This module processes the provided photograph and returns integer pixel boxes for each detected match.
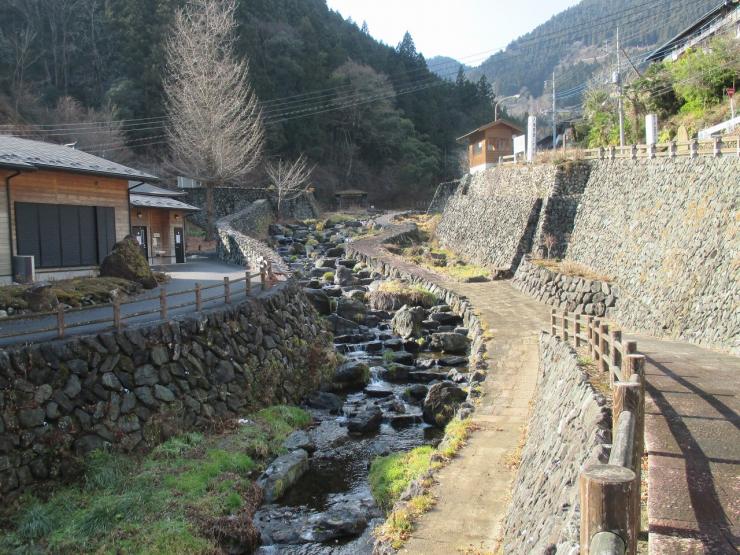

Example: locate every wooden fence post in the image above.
[580,463,637,555]
[245,270,251,293]
[551,309,557,336]
[224,276,231,304]
[57,304,65,339]
[713,136,722,157]
[599,323,610,373]
[586,316,594,355]
[260,266,267,290]
[113,298,122,331]
[591,318,600,360]
[631,144,638,160]
[195,283,202,311]
[690,139,698,158]
[562,312,569,342]
[610,329,623,384]
[669,140,676,158]
[622,341,637,376]
[160,287,168,320]
[626,354,646,537]
[574,314,582,348]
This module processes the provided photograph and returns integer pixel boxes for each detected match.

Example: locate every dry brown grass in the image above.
[531,258,612,282]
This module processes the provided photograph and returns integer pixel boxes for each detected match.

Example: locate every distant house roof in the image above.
[456,119,525,142]
[646,0,739,62]
[0,135,158,182]
[129,194,199,212]
[334,189,368,197]
[129,181,187,197]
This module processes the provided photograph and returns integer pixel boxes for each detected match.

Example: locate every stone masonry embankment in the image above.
[566,157,739,353]
[502,332,610,553]
[0,279,333,497]
[216,199,288,274]
[435,162,590,272]
[513,256,619,318]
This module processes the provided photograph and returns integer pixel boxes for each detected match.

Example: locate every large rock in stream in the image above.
[257,449,309,503]
[303,288,331,315]
[430,332,469,354]
[422,381,467,427]
[328,361,370,392]
[391,305,426,338]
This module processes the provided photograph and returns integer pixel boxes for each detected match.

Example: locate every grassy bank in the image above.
[370,418,476,548]
[0,406,311,554]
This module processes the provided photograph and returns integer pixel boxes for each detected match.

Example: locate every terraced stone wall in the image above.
[0,280,332,497]
[435,162,590,273]
[502,332,610,553]
[566,157,739,354]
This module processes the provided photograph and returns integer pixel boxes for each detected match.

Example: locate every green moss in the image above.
[1,405,311,554]
[369,446,435,510]
[322,271,335,282]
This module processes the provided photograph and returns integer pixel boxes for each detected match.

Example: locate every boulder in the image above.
[346,406,382,434]
[402,384,429,404]
[330,361,370,392]
[336,297,366,321]
[100,235,158,289]
[257,449,309,503]
[22,285,59,312]
[438,355,468,367]
[305,391,343,414]
[430,332,469,354]
[377,364,412,382]
[422,381,467,427]
[325,314,359,335]
[391,305,426,338]
[334,265,355,286]
[303,288,331,315]
[283,430,316,454]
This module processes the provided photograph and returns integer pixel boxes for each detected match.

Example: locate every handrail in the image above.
[581,137,739,161]
[549,308,646,555]
[0,268,274,342]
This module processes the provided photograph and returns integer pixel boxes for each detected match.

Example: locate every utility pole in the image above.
[616,26,625,147]
[552,70,557,149]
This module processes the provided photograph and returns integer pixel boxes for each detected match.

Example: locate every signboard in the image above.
[728,87,735,98]
[513,134,526,155]
[645,114,658,145]
[527,116,537,162]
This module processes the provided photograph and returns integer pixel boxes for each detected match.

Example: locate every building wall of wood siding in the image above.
[130,205,186,264]
[0,169,130,278]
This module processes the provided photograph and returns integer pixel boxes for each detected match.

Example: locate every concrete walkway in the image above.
[401,279,550,554]
[634,336,740,554]
[0,258,260,347]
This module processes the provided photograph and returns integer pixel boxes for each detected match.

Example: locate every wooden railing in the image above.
[551,308,646,555]
[581,136,740,160]
[0,261,280,343]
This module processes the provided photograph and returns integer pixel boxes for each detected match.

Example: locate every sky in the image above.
[326,0,582,66]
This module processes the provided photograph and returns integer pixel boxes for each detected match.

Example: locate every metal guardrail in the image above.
[550,308,646,555]
[0,261,281,342]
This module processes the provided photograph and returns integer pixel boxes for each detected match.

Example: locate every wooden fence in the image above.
[0,262,279,343]
[581,136,740,160]
[550,309,646,555]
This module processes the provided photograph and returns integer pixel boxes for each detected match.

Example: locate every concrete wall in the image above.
[502,332,610,553]
[566,158,739,353]
[0,279,333,496]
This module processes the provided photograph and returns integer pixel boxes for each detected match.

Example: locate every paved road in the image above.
[634,335,740,554]
[0,258,261,347]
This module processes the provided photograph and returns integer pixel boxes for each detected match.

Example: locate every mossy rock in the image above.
[100,235,158,289]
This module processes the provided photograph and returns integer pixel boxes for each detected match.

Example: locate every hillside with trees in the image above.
[464,0,719,97]
[0,0,494,205]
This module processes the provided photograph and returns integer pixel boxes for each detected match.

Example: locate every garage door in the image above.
[15,202,116,268]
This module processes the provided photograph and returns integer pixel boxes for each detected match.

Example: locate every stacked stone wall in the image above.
[566,157,739,353]
[513,256,619,317]
[502,332,610,553]
[435,162,590,272]
[0,280,332,496]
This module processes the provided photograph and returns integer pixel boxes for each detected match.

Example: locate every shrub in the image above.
[322,272,335,282]
[367,280,437,311]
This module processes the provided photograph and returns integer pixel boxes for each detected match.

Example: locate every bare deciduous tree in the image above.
[543,233,557,259]
[164,0,264,238]
[265,155,314,220]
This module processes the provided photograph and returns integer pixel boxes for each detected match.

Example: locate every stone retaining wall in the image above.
[502,332,610,553]
[185,187,320,231]
[513,256,619,318]
[0,280,333,497]
[216,200,289,274]
[566,157,739,354]
[435,162,590,272]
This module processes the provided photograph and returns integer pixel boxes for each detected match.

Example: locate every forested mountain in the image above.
[428,57,469,81]
[465,0,719,97]
[0,0,494,205]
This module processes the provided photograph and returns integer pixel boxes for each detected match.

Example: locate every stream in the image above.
[253,218,475,554]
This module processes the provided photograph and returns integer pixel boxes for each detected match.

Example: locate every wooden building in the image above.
[128,182,200,265]
[335,189,368,210]
[0,135,157,283]
[457,119,524,174]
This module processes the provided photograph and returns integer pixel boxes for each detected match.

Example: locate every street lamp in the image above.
[494,94,521,121]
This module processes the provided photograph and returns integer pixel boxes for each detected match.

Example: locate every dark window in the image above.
[15,202,117,268]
